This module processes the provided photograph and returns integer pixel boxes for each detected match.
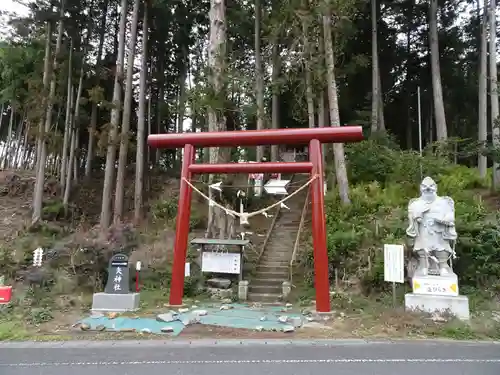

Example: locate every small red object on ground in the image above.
[0,286,13,303]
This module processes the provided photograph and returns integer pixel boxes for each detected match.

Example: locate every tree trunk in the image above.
[33,7,64,225]
[63,120,76,207]
[323,13,350,205]
[154,58,164,166]
[73,129,79,182]
[1,108,14,169]
[177,51,187,136]
[11,114,25,168]
[377,69,385,131]
[63,59,84,208]
[371,0,380,133]
[60,41,73,191]
[32,22,52,221]
[134,0,149,224]
[0,103,4,140]
[255,0,265,160]
[478,0,488,178]
[429,0,447,141]
[206,0,227,238]
[114,0,141,223]
[301,12,315,129]
[270,41,280,162]
[490,0,500,188]
[85,0,109,178]
[99,0,128,229]
[35,22,52,173]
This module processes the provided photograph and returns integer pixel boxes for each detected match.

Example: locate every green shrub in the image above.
[151,198,205,229]
[346,140,396,185]
[152,200,178,221]
[308,137,500,294]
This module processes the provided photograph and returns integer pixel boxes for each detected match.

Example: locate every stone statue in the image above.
[406,177,457,278]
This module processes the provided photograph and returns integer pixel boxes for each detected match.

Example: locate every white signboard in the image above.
[185,262,190,277]
[384,244,404,283]
[202,252,241,274]
[412,276,458,296]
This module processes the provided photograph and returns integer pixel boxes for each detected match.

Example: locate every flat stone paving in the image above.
[78,303,313,336]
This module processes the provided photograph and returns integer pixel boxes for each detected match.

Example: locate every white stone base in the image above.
[92,293,140,312]
[405,293,470,321]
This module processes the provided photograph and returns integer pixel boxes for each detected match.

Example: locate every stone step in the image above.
[247,292,282,303]
[256,264,288,271]
[254,273,288,281]
[274,223,301,227]
[254,268,288,278]
[251,278,285,286]
[259,257,290,262]
[249,284,282,294]
[265,241,294,248]
[258,261,289,267]
[260,256,291,262]
[260,250,291,256]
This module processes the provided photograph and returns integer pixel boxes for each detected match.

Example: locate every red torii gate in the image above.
[148,126,363,312]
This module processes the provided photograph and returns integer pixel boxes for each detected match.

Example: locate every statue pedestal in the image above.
[91,293,140,312]
[405,275,469,321]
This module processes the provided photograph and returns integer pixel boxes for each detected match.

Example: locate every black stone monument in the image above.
[104,253,130,294]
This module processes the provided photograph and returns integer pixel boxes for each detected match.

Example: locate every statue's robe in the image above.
[406,196,457,253]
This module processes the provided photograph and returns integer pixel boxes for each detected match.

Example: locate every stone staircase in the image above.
[248,177,308,303]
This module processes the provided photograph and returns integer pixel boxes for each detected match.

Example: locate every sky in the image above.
[0,0,29,38]
[1,0,29,14]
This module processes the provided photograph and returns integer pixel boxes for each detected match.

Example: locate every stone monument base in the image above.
[92,293,140,312]
[405,293,469,321]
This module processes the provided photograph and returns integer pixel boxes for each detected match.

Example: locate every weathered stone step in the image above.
[261,245,292,251]
[251,278,285,286]
[261,251,293,259]
[258,261,289,267]
[254,271,288,279]
[260,256,291,262]
[254,268,288,278]
[260,258,291,264]
[274,223,301,228]
[249,284,282,294]
[247,292,282,303]
[257,264,288,270]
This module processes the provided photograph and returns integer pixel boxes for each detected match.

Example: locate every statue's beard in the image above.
[421,192,436,202]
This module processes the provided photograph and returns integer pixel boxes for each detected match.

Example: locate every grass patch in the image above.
[0,321,30,341]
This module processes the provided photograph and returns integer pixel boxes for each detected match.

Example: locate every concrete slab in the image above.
[405,293,470,321]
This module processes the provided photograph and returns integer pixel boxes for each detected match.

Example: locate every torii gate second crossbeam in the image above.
[147,126,364,313]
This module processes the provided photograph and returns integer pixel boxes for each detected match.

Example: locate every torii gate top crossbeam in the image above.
[148,126,363,149]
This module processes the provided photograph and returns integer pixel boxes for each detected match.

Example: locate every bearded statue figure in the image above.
[406,177,457,278]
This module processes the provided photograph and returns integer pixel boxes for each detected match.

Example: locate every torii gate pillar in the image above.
[148,127,363,312]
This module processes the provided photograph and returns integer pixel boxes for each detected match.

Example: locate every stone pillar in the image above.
[282,281,291,299]
[238,280,249,301]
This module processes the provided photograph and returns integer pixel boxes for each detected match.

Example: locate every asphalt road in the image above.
[0,339,499,375]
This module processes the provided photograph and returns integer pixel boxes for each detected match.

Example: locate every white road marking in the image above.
[1,358,499,367]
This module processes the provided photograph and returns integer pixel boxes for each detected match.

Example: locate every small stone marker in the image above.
[91,253,140,312]
[104,254,130,294]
